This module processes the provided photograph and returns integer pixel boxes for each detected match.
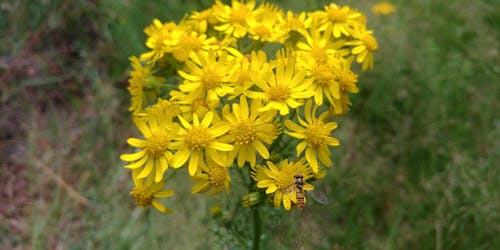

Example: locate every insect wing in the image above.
[305,189,329,205]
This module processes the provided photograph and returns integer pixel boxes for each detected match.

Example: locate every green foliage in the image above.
[1,0,498,249]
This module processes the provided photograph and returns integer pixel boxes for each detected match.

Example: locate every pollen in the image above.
[311,64,335,86]
[275,171,295,190]
[202,68,222,90]
[337,70,358,91]
[185,127,212,150]
[268,85,290,102]
[363,34,378,51]
[208,164,228,187]
[305,123,329,148]
[181,35,202,52]
[311,46,328,61]
[253,25,271,38]
[130,187,153,208]
[231,120,256,145]
[145,132,171,157]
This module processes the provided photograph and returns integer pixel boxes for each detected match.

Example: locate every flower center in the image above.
[311,46,328,61]
[208,164,228,186]
[305,123,329,148]
[231,120,256,145]
[268,85,290,102]
[275,171,295,190]
[253,25,271,38]
[182,35,202,52]
[185,127,212,150]
[327,8,347,22]
[202,68,222,90]
[145,132,171,157]
[237,69,251,84]
[363,34,378,51]
[130,187,153,208]
[337,70,358,91]
[311,64,334,86]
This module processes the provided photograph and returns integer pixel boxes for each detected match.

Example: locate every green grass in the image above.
[1,0,498,249]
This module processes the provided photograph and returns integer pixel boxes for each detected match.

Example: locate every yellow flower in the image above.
[329,94,352,116]
[284,100,340,173]
[297,54,341,106]
[295,26,345,62]
[229,50,272,100]
[189,6,220,33]
[214,0,256,38]
[220,96,278,167]
[120,111,179,182]
[279,11,308,38]
[247,2,284,42]
[253,159,313,210]
[130,170,175,213]
[177,50,236,104]
[127,56,165,114]
[191,158,231,195]
[372,1,396,16]
[321,3,362,38]
[249,50,314,115]
[347,29,378,71]
[170,111,233,176]
[169,90,215,122]
[140,19,181,63]
[171,31,217,62]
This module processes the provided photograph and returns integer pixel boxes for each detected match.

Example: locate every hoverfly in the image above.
[285,173,329,210]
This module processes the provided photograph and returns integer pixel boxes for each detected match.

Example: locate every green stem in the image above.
[252,206,261,250]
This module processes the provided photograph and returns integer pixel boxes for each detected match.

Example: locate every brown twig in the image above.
[31,155,89,207]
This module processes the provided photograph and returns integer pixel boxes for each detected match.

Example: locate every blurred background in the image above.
[1,0,498,249]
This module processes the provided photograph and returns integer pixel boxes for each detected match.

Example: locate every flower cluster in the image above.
[120,0,377,212]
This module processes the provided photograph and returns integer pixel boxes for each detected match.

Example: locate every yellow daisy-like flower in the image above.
[249,50,314,115]
[247,2,284,42]
[254,159,314,210]
[229,50,272,100]
[329,93,352,116]
[321,3,362,38]
[295,26,345,63]
[177,50,236,104]
[279,11,308,39]
[189,7,220,33]
[120,111,179,182]
[140,19,180,63]
[284,100,340,173]
[347,29,378,71]
[214,0,256,38]
[372,1,396,16]
[171,31,217,62]
[191,158,231,195]
[220,96,278,167]
[130,170,175,213]
[297,54,341,106]
[169,90,215,122]
[127,56,165,114]
[170,111,233,176]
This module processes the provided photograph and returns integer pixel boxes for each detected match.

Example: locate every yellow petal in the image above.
[120,150,146,162]
[137,158,154,179]
[154,189,175,198]
[171,147,191,168]
[253,140,270,159]
[127,138,145,148]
